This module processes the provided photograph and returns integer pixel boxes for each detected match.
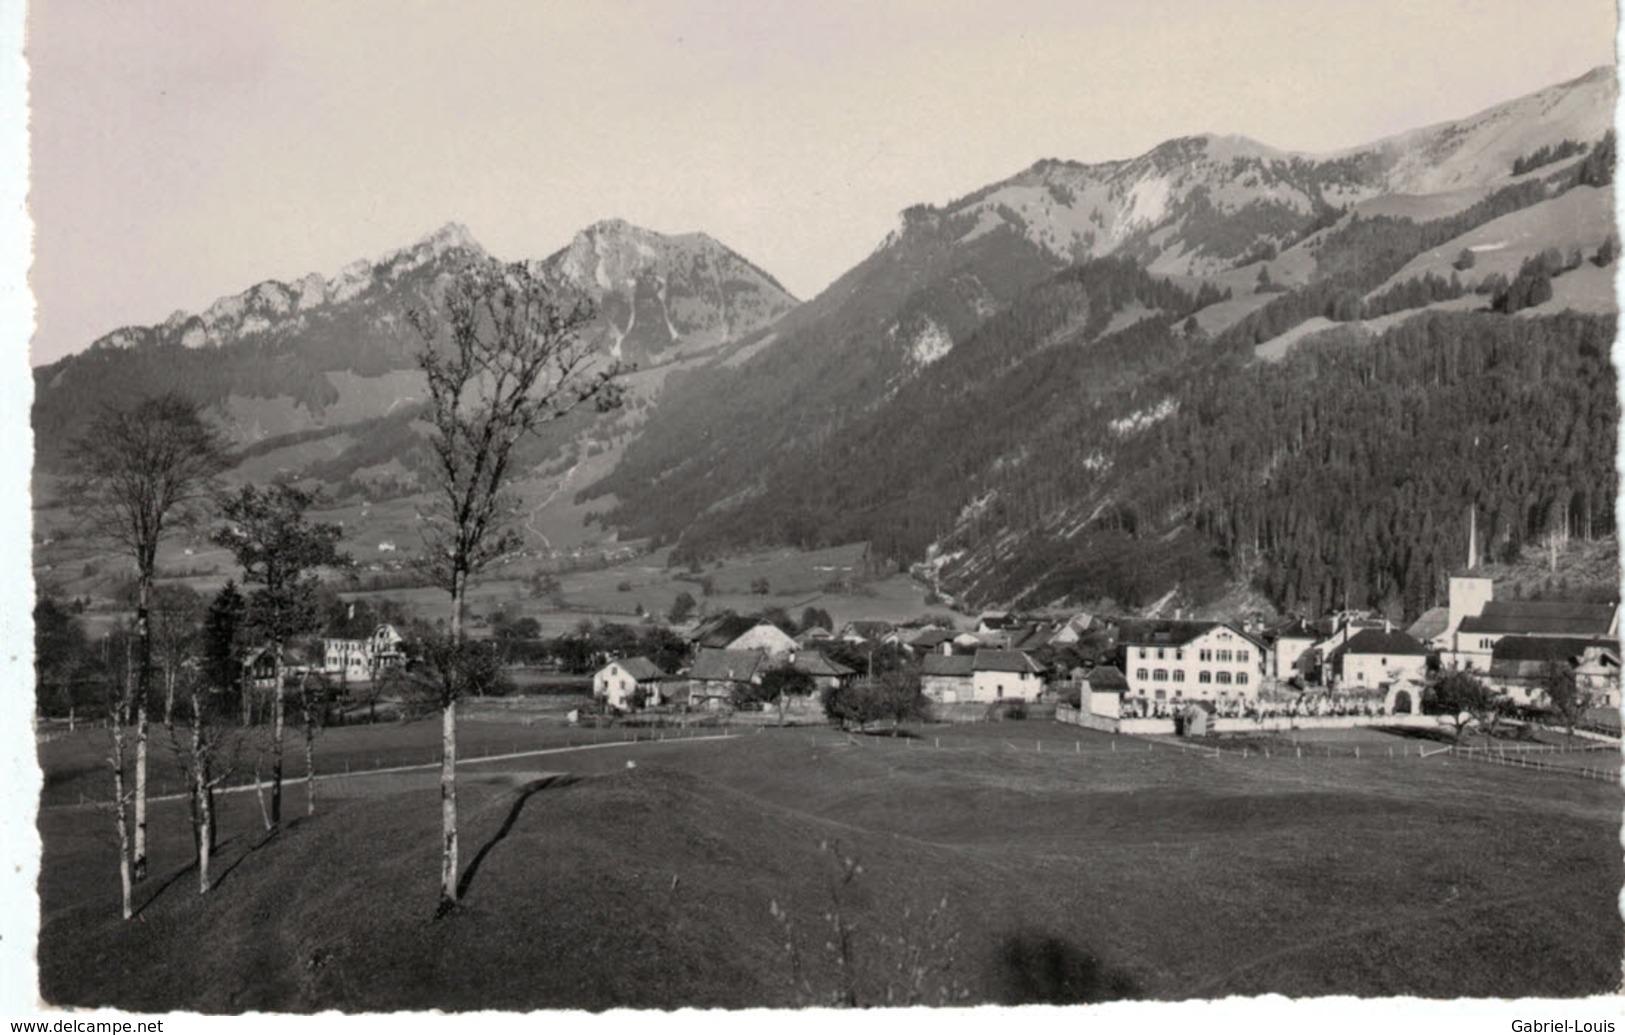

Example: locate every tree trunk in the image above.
[190,685,211,894]
[109,706,133,920]
[439,695,459,910]
[271,644,285,827]
[300,671,318,817]
[163,663,176,728]
[133,699,148,882]
[439,576,464,912]
[133,572,152,882]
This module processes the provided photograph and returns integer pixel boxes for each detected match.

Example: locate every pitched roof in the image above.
[788,652,855,678]
[909,628,955,649]
[843,620,894,639]
[1458,600,1617,637]
[977,611,1018,629]
[1007,624,1056,651]
[921,654,975,677]
[1405,607,1451,643]
[608,656,668,682]
[1336,629,1429,657]
[1266,618,1319,641]
[1087,665,1129,691]
[693,614,759,648]
[972,649,1046,674]
[686,649,763,682]
[1490,636,1617,663]
[1117,620,1219,648]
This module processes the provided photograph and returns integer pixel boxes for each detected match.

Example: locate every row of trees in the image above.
[60,259,623,918]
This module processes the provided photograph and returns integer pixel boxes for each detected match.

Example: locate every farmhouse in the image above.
[241,645,279,691]
[1121,620,1264,706]
[1330,627,1429,691]
[920,653,975,702]
[908,627,956,654]
[593,656,672,710]
[683,648,765,709]
[838,620,894,644]
[784,650,856,691]
[970,649,1046,702]
[691,615,797,657]
[1486,636,1622,708]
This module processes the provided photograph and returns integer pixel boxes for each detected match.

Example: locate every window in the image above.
[1216,671,1232,685]
[1172,669,1184,682]
[1136,668,1148,681]
[1199,649,1213,662]
[1199,672,1212,684]
[1138,648,1147,659]
[1216,649,1233,663]
[1236,672,1248,685]
[1175,649,1184,661]
[1237,649,1249,663]
[1153,669,1168,682]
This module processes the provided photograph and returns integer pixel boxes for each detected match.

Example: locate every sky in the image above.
[24,0,1620,366]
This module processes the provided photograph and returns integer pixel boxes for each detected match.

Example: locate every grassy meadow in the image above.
[36,720,1622,1010]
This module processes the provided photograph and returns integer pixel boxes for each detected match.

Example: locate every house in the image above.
[683,648,765,709]
[692,615,798,657]
[241,646,280,691]
[593,656,672,710]
[1445,599,1619,672]
[1047,613,1096,647]
[784,650,856,691]
[1006,623,1057,652]
[838,620,894,644]
[1486,637,1622,708]
[322,623,407,683]
[908,628,956,655]
[1266,618,1321,683]
[970,649,1046,702]
[1330,627,1429,692]
[1120,620,1264,706]
[920,653,975,702]
[976,611,1017,634]
[795,626,835,648]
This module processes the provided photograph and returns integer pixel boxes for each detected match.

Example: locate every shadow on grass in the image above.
[207,828,281,896]
[993,931,1141,1004]
[456,775,578,902]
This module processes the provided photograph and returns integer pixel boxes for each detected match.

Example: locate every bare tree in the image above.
[150,583,205,726]
[163,664,255,894]
[408,259,623,912]
[214,483,348,829]
[69,394,228,886]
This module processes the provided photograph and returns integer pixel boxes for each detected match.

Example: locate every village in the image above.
[290,568,1619,743]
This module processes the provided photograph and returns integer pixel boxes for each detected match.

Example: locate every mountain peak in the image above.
[417,221,483,255]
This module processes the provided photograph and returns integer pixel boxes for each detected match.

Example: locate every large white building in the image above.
[322,623,407,683]
[1121,621,1265,705]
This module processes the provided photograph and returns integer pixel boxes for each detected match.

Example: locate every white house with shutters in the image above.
[1121,621,1264,705]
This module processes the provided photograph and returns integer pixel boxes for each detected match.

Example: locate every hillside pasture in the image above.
[36,721,1622,1010]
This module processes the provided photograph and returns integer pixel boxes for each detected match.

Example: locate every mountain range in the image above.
[32,66,1620,621]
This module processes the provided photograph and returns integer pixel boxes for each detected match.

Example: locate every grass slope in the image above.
[37,724,1622,1010]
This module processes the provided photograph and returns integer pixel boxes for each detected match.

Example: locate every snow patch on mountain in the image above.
[909,317,953,367]
[1109,398,1178,436]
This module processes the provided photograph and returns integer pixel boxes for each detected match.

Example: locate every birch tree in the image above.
[68,394,228,886]
[408,259,622,913]
[213,483,348,828]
